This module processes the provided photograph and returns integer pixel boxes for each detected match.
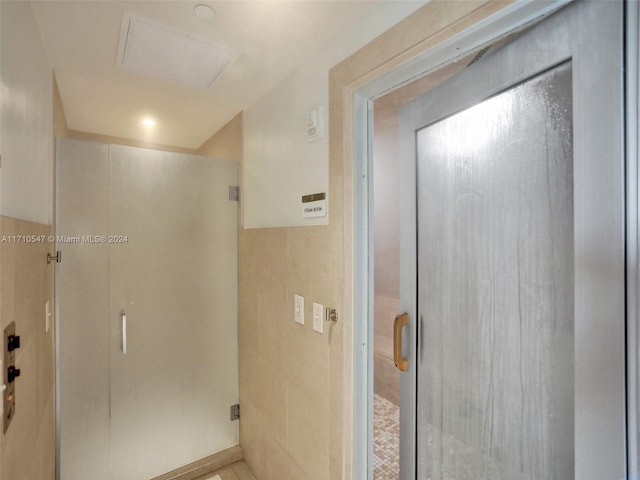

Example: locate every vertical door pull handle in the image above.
[121,312,127,355]
[393,312,409,372]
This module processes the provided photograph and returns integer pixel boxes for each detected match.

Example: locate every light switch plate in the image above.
[294,295,304,325]
[313,302,324,334]
[45,301,51,333]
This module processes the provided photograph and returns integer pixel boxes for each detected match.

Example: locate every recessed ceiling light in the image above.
[194,4,215,19]
[142,118,155,127]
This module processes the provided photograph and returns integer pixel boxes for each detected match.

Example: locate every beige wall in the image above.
[239,225,342,479]
[53,76,69,139]
[0,3,58,479]
[238,1,510,479]
[197,112,243,162]
[0,217,56,480]
[53,75,69,230]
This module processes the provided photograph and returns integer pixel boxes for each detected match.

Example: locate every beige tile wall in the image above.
[0,217,56,480]
[237,2,510,479]
[238,225,342,480]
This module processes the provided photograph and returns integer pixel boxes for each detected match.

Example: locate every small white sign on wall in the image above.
[302,192,327,218]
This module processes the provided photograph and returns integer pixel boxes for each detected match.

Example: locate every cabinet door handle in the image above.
[393,313,409,372]
[121,312,127,355]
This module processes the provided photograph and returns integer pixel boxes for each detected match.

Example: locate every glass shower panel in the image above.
[416,63,573,479]
[57,139,111,480]
[57,138,239,480]
[108,145,239,480]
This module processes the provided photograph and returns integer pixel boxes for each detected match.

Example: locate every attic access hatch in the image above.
[117,12,235,89]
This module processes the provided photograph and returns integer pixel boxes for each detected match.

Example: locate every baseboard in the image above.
[151,445,244,480]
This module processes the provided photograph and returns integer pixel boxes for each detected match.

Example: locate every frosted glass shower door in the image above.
[416,61,575,480]
[398,2,625,479]
[57,139,239,480]
[108,145,239,480]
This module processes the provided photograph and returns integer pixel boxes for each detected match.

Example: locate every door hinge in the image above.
[230,403,240,421]
[229,186,239,202]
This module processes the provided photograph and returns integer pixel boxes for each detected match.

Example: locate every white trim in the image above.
[355,0,572,102]
[352,90,372,480]
[55,139,61,480]
[627,0,640,477]
[351,1,579,478]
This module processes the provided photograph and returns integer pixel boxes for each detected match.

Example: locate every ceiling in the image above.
[30,0,427,150]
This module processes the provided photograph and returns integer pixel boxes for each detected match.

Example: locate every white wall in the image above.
[0,1,53,225]
[243,63,328,228]
[242,1,427,228]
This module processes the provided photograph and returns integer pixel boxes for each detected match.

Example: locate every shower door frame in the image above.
[350,1,640,478]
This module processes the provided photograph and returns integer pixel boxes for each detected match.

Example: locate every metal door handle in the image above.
[121,312,127,355]
[393,313,409,372]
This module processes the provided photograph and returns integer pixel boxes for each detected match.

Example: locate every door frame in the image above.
[351,1,640,478]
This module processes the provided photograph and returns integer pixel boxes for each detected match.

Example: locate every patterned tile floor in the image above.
[373,394,400,480]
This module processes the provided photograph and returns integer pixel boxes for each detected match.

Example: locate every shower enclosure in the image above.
[56,138,239,480]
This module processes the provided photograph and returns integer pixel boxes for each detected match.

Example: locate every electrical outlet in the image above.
[294,295,304,325]
[313,302,324,334]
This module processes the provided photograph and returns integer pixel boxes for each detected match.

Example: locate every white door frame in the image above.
[350,1,639,478]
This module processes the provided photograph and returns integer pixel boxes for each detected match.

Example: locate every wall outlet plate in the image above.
[313,302,324,334]
[294,294,304,325]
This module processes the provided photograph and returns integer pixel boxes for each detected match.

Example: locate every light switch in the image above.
[294,295,304,325]
[313,302,324,334]
[45,300,52,333]
[306,106,324,142]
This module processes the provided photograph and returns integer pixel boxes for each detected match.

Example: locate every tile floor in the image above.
[373,394,400,480]
[196,461,256,480]
[194,398,399,480]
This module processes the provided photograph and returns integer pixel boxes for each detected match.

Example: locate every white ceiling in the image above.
[30,0,427,150]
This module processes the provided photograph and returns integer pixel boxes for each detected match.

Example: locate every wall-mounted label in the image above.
[302,192,326,218]
[302,199,326,218]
